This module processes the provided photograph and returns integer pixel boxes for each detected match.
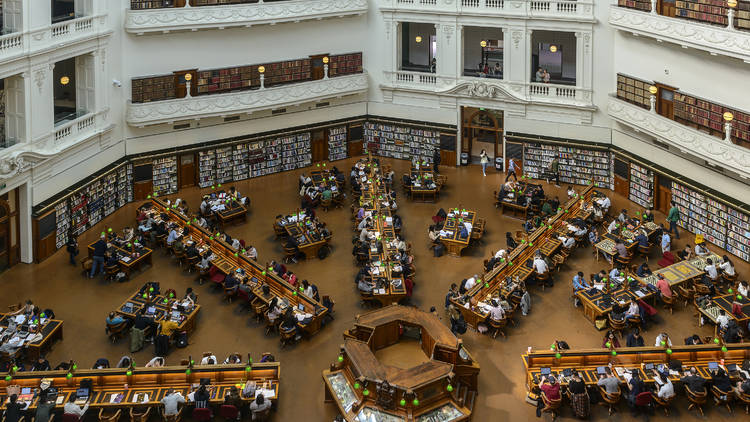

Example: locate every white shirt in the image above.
[626,302,639,317]
[200,355,217,365]
[64,402,88,417]
[533,258,548,274]
[357,218,370,230]
[719,261,735,276]
[247,247,257,259]
[464,277,477,290]
[494,249,507,259]
[597,197,611,210]
[654,334,672,347]
[359,228,370,242]
[562,237,575,248]
[739,284,749,297]
[716,314,730,329]
[704,264,718,280]
[488,304,505,321]
[607,220,618,234]
[657,378,675,399]
[695,244,708,256]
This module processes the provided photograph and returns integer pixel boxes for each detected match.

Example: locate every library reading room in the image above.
[1,1,750,421]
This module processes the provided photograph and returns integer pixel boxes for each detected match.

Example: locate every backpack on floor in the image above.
[434,243,445,257]
[155,334,170,356]
[176,331,188,348]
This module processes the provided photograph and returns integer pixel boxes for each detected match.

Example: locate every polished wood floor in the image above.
[2,157,747,421]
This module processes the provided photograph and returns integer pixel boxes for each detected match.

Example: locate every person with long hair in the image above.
[479,149,489,177]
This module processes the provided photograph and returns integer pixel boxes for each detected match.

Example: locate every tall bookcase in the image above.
[727,208,750,261]
[616,74,651,110]
[131,75,175,104]
[558,147,613,188]
[409,128,440,164]
[264,137,283,175]
[280,133,312,171]
[523,144,557,180]
[617,0,651,11]
[673,93,750,147]
[215,146,233,184]
[671,181,728,249]
[153,156,178,196]
[198,150,216,188]
[70,193,89,236]
[233,143,249,181]
[363,122,439,162]
[248,141,267,178]
[629,163,654,208]
[328,126,348,161]
[54,202,70,249]
[738,2,750,30]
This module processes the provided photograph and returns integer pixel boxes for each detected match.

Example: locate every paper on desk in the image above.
[133,393,149,403]
[256,388,275,399]
[122,257,131,263]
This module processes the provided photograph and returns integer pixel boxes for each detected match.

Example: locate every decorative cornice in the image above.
[126,73,369,126]
[440,80,527,103]
[608,96,750,179]
[125,0,368,34]
[379,0,595,22]
[609,6,750,62]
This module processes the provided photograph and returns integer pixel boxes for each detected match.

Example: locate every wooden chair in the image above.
[104,264,120,281]
[536,271,551,291]
[263,313,279,336]
[98,408,122,422]
[62,415,79,422]
[273,224,286,238]
[676,285,695,308]
[652,392,674,416]
[251,299,268,323]
[685,385,707,416]
[722,272,738,286]
[80,257,93,277]
[174,249,187,267]
[129,407,151,422]
[626,315,642,332]
[106,321,129,343]
[695,283,711,296]
[488,318,507,339]
[320,198,332,211]
[608,314,627,337]
[662,294,675,314]
[282,244,298,265]
[185,256,199,273]
[598,385,621,415]
[637,243,651,262]
[223,286,238,303]
[541,391,562,419]
[279,326,297,348]
[712,386,733,413]
[161,407,183,422]
[250,407,271,422]
[738,391,750,414]
[614,253,632,268]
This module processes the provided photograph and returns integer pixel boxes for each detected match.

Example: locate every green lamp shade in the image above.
[169,292,174,298]
[400,399,406,406]
[147,195,151,199]
[721,346,728,352]
[714,338,720,344]
[218,184,222,187]
[186,369,191,375]
[729,289,734,294]
[484,282,489,288]
[413,399,419,406]
[739,295,744,300]
[555,353,561,359]
[245,366,252,372]
[190,360,195,365]
[142,293,148,298]
[610,283,615,288]
[4,376,11,381]
[666,349,672,355]
[72,364,78,370]
[262,271,266,275]
[163,299,168,304]
[293,291,297,296]
[67,373,73,379]
[12,366,18,372]
[108,228,113,232]
[354,382,360,389]
[149,287,154,292]
[337,355,344,362]
[126,370,132,376]
[446,385,453,392]
[660,341,666,346]
[509,262,513,266]
[611,350,617,356]
[363,389,370,396]
[529,242,533,246]
[234,253,238,257]
[101,232,106,236]
[40,313,45,318]
[605,342,611,348]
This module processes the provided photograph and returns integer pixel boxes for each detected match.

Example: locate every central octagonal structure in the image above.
[323,304,480,421]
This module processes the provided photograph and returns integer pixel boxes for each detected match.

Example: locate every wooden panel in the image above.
[614,175,629,197]
[441,150,456,167]
[133,181,153,201]
[348,140,363,157]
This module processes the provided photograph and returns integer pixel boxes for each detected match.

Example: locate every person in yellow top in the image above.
[160,320,180,338]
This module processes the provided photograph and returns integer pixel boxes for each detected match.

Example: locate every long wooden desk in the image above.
[147,198,330,337]
[356,158,408,306]
[594,220,660,261]
[698,293,750,329]
[0,314,63,362]
[634,253,722,289]
[575,282,657,326]
[114,289,201,335]
[497,181,540,220]
[274,212,330,260]
[0,362,279,411]
[87,238,153,277]
[409,168,438,203]
[310,169,340,193]
[522,344,750,391]
[452,185,596,329]
[323,305,478,422]
[438,209,477,257]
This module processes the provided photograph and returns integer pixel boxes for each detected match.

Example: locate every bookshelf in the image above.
[726,207,750,261]
[86,179,104,227]
[192,0,255,6]
[328,53,364,77]
[558,147,613,188]
[233,143,249,181]
[198,150,216,188]
[264,59,312,87]
[264,137,282,174]
[363,122,439,162]
[671,181,728,248]
[54,201,69,249]
[617,0,651,11]
[101,172,118,217]
[153,156,178,196]
[616,74,651,110]
[196,65,260,95]
[280,133,312,171]
[628,163,654,208]
[248,141,267,178]
[130,0,173,9]
[675,0,728,26]
[673,92,750,147]
[738,2,750,30]
[409,128,440,164]
[523,144,557,180]
[328,126,348,161]
[131,75,175,104]
[117,164,134,208]
[70,193,89,236]
[215,146,233,184]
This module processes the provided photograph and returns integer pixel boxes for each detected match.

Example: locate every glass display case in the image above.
[416,404,464,422]
[355,407,405,422]
[326,372,358,413]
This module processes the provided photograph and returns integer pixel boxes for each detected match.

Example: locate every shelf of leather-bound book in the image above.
[0,363,280,410]
[148,198,328,334]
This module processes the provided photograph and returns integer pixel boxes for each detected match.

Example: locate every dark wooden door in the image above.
[614,175,629,198]
[655,175,672,214]
[174,69,198,98]
[310,54,328,81]
[134,181,154,201]
[0,200,10,272]
[180,153,195,188]
[656,83,676,120]
[312,129,327,162]
[658,0,676,17]
[348,141,363,157]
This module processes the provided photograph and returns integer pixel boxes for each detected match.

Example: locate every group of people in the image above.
[298,168,346,209]
[534,67,552,84]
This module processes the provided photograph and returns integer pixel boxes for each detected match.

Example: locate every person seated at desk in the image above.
[106,311,125,326]
[572,222,588,237]
[166,225,181,246]
[590,203,604,221]
[695,240,710,257]
[358,276,375,295]
[607,219,618,234]
[656,274,672,301]
[617,209,629,223]
[506,232,518,251]
[610,303,627,322]
[595,195,611,213]
[567,186,576,199]
[698,275,717,296]
[185,242,200,259]
[593,270,607,284]
[636,263,652,277]
[610,265,625,282]
[392,235,406,252]
[718,255,735,277]
[133,308,157,335]
[704,258,719,282]
[572,272,590,292]
[681,367,707,394]
[634,229,649,248]
[280,308,298,335]
[32,356,51,372]
[283,271,297,287]
[684,334,703,345]
[536,375,560,418]
[560,234,576,249]
[138,214,153,232]
[533,253,549,275]
[735,372,750,399]
[160,389,186,417]
[654,332,672,347]
[626,328,644,347]
[588,228,600,246]
[64,392,89,418]
[523,219,535,233]
[200,354,217,365]
[123,226,135,242]
[642,208,654,223]
[2,394,23,422]
[597,366,621,393]
[738,281,749,297]
[712,367,733,399]
[428,225,441,244]
[464,274,479,291]
[250,394,272,421]
[359,227,373,243]
[653,372,675,400]
[541,201,554,217]
[625,299,641,322]
[105,252,119,268]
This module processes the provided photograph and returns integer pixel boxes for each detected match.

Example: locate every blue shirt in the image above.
[635,233,649,247]
[573,275,590,291]
[106,315,125,325]
[661,233,671,249]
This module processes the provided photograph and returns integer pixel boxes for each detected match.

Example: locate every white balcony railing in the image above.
[609,5,750,63]
[380,0,594,21]
[608,96,750,179]
[125,0,368,34]
[126,73,369,127]
[53,112,99,147]
[0,15,109,66]
[385,72,594,109]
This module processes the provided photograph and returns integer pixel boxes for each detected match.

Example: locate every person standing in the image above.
[90,234,107,278]
[505,158,518,182]
[66,232,79,266]
[548,156,560,186]
[666,201,680,239]
[479,149,489,177]
[433,149,441,173]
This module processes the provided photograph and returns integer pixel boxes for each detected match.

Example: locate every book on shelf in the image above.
[215,146,233,184]
[363,122,439,163]
[328,126,348,161]
[233,143,249,181]
[628,163,654,208]
[198,150,216,188]
[152,156,178,196]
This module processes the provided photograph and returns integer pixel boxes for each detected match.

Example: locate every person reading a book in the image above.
[161,389,186,416]
[64,392,89,418]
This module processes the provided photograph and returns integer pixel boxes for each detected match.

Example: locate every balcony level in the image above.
[610,3,750,62]
[125,0,368,34]
[380,0,595,22]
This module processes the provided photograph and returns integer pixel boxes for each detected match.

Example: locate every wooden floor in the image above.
[2,157,747,421]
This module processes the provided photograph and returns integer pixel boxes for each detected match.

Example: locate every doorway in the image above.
[655,83,676,120]
[658,0,676,17]
[311,129,327,163]
[461,107,504,162]
[174,69,197,98]
[179,153,195,188]
[310,54,329,81]
[0,190,19,273]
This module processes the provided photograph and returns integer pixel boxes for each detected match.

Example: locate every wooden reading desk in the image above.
[274,212,330,260]
[634,253,722,289]
[575,282,657,326]
[114,289,201,335]
[0,314,63,362]
[87,238,153,277]
[409,167,439,203]
[439,209,477,257]
[594,220,660,261]
[698,293,750,329]
[497,181,540,220]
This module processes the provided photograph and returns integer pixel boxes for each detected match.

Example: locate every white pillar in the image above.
[18,182,33,263]
[650,0,657,14]
[650,95,656,113]
[323,63,329,79]
[26,0,51,31]
[728,8,735,30]
[259,74,264,89]
[28,63,54,143]
[725,121,733,142]
[457,25,465,79]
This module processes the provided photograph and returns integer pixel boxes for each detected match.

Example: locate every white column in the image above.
[502,28,509,81]
[394,21,402,73]
[650,0,657,14]
[434,23,440,75]
[457,25,464,79]
[28,63,54,143]
[26,0,51,31]
[727,8,736,30]
[18,182,33,263]
[506,27,527,83]
[5,74,27,144]
[76,53,96,115]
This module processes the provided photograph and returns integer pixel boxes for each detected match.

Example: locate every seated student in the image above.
[653,372,675,399]
[614,240,628,260]
[197,253,212,271]
[279,308,298,335]
[549,196,560,212]
[505,232,518,250]
[541,201,554,217]
[625,299,641,322]
[592,270,607,284]
[572,272,590,291]
[185,288,197,304]
[634,229,649,248]
[572,222,588,237]
[597,367,621,394]
[487,299,505,321]
[588,228,600,246]
[106,312,125,326]
[560,234,576,249]
[223,272,240,291]
[636,263,652,277]
[166,226,180,245]
[626,328,645,347]
[32,356,51,372]
[724,321,742,343]
[64,393,89,418]
[656,274,672,300]
[603,330,621,348]
[161,389,186,416]
[250,394,272,421]
[684,334,703,345]
[681,367,707,394]
[464,275,479,291]
[105,252,119,268]
[735,372,750,399]
[718,255,735,277]
[186,242,200,259]
[738,281,749,298]
[704,258,719,281]
[536,375,561,417]
[200,353,217,365]
[698,274,717,296]
[617,209,629,223]
[695,241,710,257]
[607,219,618,234]
[712,367,733,396]
[357,277,375,295]
[3,395,23,422]
[567,186,576,199]
[591,203,604,220]
[523,219,535,233]
[676,245,693,261]
[596,195,611,213]
[716,309,730,330]
[654,332,672,347]
[642,208,655,222]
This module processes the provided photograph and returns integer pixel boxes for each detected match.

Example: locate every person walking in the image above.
[548,156,560,186]
[433,149,441,173]
[505,158,518,182]
[480,149,489,177]
[66,232,79,266]
[666,201,680,239]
